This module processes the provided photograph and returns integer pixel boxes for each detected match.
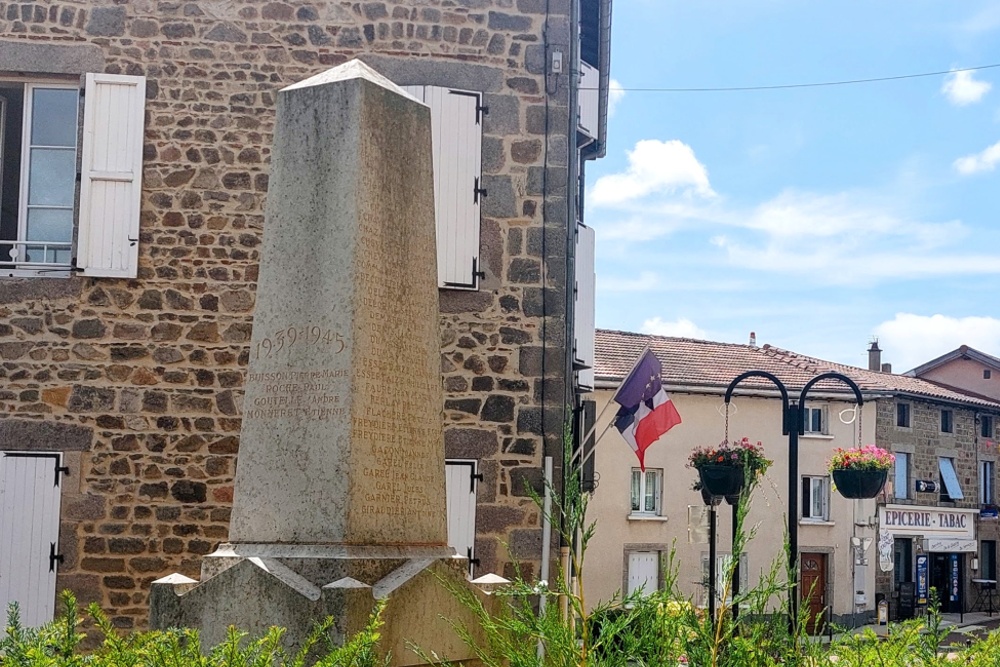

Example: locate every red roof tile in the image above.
[595,329,1000,410]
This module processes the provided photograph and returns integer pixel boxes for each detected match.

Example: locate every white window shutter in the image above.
[445,459,478,577]
[403,85,483,290]
[77,73,146,278]
[575,222,596,390]
[0,453,63,628]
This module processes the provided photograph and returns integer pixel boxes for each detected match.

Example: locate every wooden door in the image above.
[800,552,827,634]
[0,453,63,627]
[628,552,659,597]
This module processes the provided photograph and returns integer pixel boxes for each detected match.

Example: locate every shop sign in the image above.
[951,554,960,602]
[880,505,977,539]
[922,538,978,553]
[916,554,928,605]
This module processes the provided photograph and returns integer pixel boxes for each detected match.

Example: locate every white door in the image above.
[0,453,64,627]
[628,551,659,596]
[445,460,478,577]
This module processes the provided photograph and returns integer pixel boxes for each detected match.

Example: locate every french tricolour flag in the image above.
[612,348,682,471]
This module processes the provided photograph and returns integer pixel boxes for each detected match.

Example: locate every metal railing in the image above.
[0,240,73,269]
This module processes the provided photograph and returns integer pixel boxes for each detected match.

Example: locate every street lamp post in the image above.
[723,371,864,629]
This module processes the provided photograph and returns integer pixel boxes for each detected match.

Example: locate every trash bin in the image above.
[876,594,888,625]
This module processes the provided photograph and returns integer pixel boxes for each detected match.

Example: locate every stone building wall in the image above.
[874,397,982,618]
[0,0,578,628]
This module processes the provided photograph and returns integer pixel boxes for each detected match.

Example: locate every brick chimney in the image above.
[868,340,882,371]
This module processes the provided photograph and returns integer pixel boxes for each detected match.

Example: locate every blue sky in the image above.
[587,1,1000,372]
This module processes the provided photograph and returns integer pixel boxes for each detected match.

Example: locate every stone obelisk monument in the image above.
[150,61,482,665]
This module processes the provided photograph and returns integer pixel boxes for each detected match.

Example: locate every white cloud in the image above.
[953,140,1000,175]
[607,79,625,119]
[640,317,707,339]
[589,139,715,206]
[941,70,992,106]
[874,313,1000,372]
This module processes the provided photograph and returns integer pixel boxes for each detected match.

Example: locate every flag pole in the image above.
[573,421,615,469]
[570,396,618,466]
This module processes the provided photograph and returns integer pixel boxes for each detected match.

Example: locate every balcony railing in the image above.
[0,240,73,270]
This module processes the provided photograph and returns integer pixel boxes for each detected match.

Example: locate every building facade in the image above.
[585,330,1000,627]
[0,0,610,628]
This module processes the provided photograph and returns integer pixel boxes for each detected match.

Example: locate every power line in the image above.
[583,62,1000,93]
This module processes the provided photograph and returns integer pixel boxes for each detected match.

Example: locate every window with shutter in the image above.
[0,452,64,628]
[402,85,483,290]
[0,73,144,278]
[445,459,479,577]
[77,73,146,278]
[574,222,596,391]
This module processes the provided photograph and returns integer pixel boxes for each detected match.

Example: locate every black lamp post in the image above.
[723,371,864,629]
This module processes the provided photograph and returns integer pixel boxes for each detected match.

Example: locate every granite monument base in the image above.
[150,550,487,667]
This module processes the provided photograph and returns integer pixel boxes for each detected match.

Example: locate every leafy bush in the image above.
[1,592,388,667]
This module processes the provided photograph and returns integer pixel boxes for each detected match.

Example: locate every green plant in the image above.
[827,444,895,472]
[687,438,773,479]
[1,592,389,667]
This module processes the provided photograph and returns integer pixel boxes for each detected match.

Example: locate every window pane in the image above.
[28,148,76,206]
[802,478,811,517]
[31,88,78,147]
[812,479,824,518]
[644,471,656,512]
[631,470,640,511]
[895,453,908,499]
[25,207,72,242]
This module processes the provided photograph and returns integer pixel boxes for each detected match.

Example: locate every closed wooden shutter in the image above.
[574,222,596,390]
[403,85,483,290]
[76,73,146,278]
[627,551,658,596]
[445,459,478,577]
[0,453,64,627]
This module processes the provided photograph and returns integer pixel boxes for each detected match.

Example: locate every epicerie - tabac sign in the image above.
[879,505,977,540]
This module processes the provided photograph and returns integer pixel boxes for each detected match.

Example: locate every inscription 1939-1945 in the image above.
[254,325,345,360]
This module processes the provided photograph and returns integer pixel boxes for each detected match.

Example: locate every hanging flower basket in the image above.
[698,484,722,506]
[698,465,745,497]
[828,445,894,499]
[688,438,772,498]
[831,469,888,499]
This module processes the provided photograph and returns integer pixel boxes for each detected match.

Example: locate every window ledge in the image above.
[801,433,834,441]
[799,520,835,527]
[628,514,669,522]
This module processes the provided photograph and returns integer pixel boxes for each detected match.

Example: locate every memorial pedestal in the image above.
[149,60,489,666]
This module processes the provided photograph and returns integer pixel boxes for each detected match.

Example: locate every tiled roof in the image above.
[594,329,1000,410]
[907,345,1000,377]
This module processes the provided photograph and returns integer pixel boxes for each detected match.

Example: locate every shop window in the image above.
[982,541,997,582]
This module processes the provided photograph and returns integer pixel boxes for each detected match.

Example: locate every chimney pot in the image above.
[868,340,882,371]
[749,331,757,347]
[881,363,892,374]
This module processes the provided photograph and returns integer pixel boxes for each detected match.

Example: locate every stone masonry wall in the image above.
[874,398,983,618]
[0,0,573,628]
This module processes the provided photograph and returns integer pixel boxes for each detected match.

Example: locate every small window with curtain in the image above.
[630,468,662,516]
[941,410,954,434]
[894,452,909,500]
[803,405,826,434]
[801,476,829,521]
[896,403,911,428]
